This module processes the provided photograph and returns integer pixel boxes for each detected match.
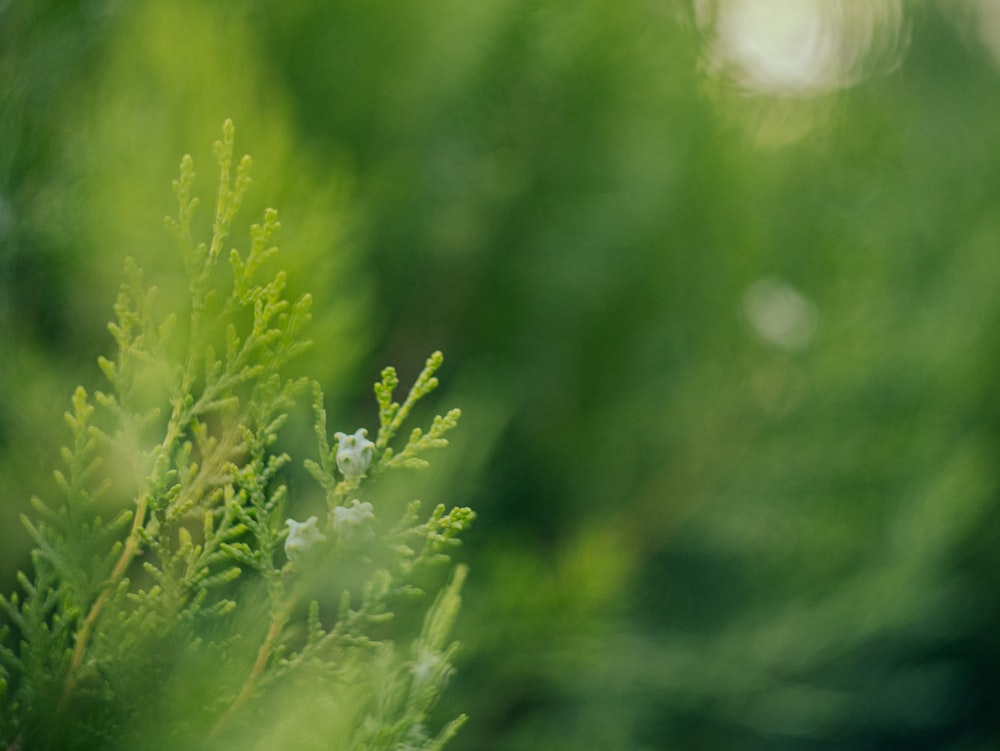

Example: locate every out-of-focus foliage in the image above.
[0,0,369,583]
[4,0,1000,749]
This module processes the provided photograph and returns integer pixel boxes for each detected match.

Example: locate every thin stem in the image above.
[210,590,297,738]
[61,413,186,705]
[60,494,148,705]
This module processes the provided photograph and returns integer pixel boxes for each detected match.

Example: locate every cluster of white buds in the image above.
[285,428,379,562]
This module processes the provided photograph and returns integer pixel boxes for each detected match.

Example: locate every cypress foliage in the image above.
[0,123,473,751]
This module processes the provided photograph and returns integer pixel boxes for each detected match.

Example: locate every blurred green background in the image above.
[3,1,1000,748]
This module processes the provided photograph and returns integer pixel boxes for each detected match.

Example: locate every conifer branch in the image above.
[210,589,298,738]
[2,122,475,751]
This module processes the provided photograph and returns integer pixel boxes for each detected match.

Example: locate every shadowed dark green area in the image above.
[3,1,1000,749]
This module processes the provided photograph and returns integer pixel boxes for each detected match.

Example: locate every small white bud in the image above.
[411,650,452,691]
[333,428,375,480]
[332,499,375,548]
[284,516,326,564]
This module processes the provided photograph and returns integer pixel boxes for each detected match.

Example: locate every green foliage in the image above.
[0,124,473,750]
[8,3,1000,751]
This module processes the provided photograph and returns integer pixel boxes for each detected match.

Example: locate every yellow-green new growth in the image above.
[370,351,462,472]
[0,122,475,751]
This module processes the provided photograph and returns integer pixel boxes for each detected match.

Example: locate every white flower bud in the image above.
[332,499,375,548]
[284,516,326,564]
[333,428,375,480]
[411,650,445,689]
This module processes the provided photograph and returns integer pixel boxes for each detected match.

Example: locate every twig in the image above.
[209,591,297,738]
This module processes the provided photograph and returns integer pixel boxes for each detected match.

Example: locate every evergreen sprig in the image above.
[0,123,474,751]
